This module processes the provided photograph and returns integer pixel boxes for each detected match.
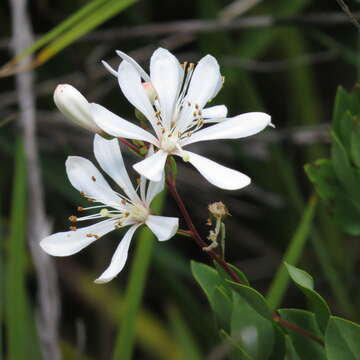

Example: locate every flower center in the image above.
[128,203,149,222]
[160,131,179,153]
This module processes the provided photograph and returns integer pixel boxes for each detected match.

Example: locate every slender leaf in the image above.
[112,192,165,360]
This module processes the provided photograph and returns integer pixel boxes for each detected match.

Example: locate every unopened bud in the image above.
[208,201,229,218]
[142,82,157,104]
[54,84,102,133]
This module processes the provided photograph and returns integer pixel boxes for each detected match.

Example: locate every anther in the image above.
[69,226,77,231]
[77,206,84,212]
[187,101,191,107]
[69,215,77,222]
[91,176,96,182]
[80,192,85,196]
[195,104,199,109]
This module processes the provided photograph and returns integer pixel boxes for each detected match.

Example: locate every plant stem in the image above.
[166,176,325,348]
[166,176,242,284]
[117,140,324,348]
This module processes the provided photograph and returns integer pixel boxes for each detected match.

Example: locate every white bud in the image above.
[54,84,101,133]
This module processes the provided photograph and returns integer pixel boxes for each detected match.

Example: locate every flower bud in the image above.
[142,82,157,104]
[208,201,229,218]
[54,84,101,133]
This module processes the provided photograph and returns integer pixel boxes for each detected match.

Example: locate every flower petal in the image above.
[118,61,159,135]
[145,215,178,241]
[186,55,221,108]
[66,156,122,208]
[94,224,141,284]
[40,219,117,257]
[90,103,158,145]
[116,50,151,82]
[180,112,271,147]
[176,55,221,131]
[145,172,165,206]
[101,60,118,77]
[133,150,168,182]
[150,48,183,128]
[201,105,228,120]
[54,84,101,133]
[177,150,250,190]
[93,134,140,202]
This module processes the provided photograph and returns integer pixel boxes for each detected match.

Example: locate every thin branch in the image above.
[335,0,360,31]
[9,0,60,359]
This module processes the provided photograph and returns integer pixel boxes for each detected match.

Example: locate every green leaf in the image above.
[278,309,325,360]
[191,261,232,329]
[325,316,360,360]
[231,294,275,360]
[350,116,360,168]
[304,159,339,202]
[5,139,42,359]
[214,261,250,286]
[219,330,253,360]
[112,192,165,360]
[227,280,272,321]
[285,263,331,332]
[284,336,301,360]
[331,131,360,204]
[305,158,360,235]
[268,325,286,360]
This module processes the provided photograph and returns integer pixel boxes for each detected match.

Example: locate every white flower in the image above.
[40,134,178,284]
[54,84,102,133]
[93,48,272,190]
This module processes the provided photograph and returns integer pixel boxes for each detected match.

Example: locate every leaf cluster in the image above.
[192,261,360,359]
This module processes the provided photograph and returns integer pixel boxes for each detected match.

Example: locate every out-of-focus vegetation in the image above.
[2,0,360,359]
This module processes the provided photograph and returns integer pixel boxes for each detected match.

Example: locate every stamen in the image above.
[86,233,99,239]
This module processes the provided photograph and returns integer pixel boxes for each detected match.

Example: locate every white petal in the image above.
[90,103,158,145]
[185,55,221,108]
[94,224,141,284]
[150,48,183,127]
[145,172,165,205]
[101,60,118,77]
[201,105,228,119]
[145,215,178,241]
[133,150,168,182]
[116,50,151,82]
[118,61,159,135]
[178,150,250,190]
[66,156,121,208]
[180,112,271,147]
[40,219,117,257]
[93,134,140,202]
[54,84,101,133]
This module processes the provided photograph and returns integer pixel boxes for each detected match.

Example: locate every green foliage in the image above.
[5,140,42,359]
[325,317,360,360]
[285,263,331,332]
[305,86,360,235]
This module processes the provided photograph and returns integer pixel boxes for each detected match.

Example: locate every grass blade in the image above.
[5,139,42,359]
[112,192,165,360]
[266,195,318,310]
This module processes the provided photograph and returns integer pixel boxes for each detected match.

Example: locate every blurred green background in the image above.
[1,0,360,359]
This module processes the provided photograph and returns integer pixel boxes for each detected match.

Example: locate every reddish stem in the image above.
[273,313,325,346]
[117,139,324,348]
[166,176,242,283]
[118,138,141,154]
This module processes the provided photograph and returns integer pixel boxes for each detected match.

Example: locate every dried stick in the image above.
[9,0,61,359]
